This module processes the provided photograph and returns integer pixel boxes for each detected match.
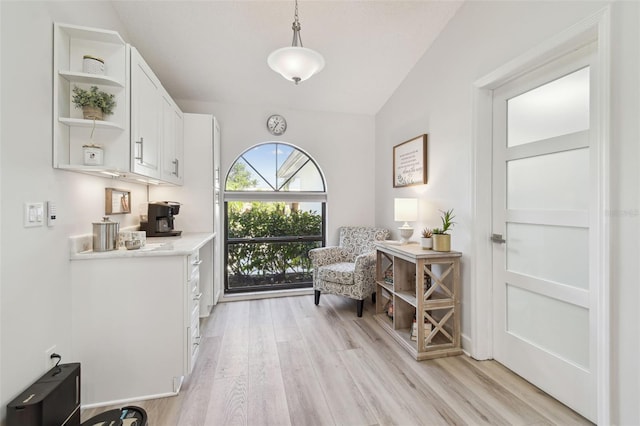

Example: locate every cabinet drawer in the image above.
[190,318,200,358]
[190,269,200,292]
[191,286,201,308]
[191,317,200,340]
[191,299,199,318]
[191,335,200,363]
[188,252,201,279]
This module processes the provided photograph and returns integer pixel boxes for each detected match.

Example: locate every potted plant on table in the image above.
[420,228,433,250]
[432,209,455,252]
[72,85,116,120]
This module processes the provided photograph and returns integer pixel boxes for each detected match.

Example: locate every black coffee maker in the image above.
[140,201,182,237]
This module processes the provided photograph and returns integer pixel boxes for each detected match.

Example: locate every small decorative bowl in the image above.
[125,239,141,250]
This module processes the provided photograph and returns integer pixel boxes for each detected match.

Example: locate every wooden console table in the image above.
[374,242,462,361]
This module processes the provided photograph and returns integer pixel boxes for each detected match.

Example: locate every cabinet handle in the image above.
[194,292,202,301]
[135,137,144,163]
[172,158,179,176]
[192,259,203,266]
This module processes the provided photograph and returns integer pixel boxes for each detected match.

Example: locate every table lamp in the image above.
[394,198,418,244]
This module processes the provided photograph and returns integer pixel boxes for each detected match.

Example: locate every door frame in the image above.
[469,6,611,424]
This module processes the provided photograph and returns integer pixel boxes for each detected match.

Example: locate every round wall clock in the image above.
[266,114,287,136]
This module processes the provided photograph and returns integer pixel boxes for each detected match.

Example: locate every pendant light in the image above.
[267,0,325,85]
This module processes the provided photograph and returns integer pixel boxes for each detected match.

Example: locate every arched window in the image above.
[224,143,327,293]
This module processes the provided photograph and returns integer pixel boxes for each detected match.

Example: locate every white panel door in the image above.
[492,44,597,421]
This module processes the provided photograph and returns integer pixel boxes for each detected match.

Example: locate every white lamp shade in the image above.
[268,46,325,83]
[394,198,418,222]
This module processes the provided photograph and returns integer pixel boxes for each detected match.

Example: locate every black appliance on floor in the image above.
[6,362,147,426]
[7,363,81,426]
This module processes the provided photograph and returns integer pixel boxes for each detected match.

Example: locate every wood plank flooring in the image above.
[81,294,592,426]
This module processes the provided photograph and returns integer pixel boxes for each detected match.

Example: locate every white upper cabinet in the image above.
[161,88,184,185]
[53,23,184,185]
[130,47,162,180]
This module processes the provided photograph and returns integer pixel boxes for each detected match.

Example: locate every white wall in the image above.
[0,2,147,421]
[375,1,639,423]
[176,100,376,246]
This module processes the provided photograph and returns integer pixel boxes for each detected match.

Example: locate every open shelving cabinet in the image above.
[53,23,131,177]
[374,242,462,360]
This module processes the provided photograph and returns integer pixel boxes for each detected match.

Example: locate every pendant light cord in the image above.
[291,0,303,47]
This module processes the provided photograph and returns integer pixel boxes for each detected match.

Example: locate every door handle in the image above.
[491,233,506,244]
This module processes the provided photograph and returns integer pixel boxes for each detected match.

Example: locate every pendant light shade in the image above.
[268,0,324,85]
[268,46,325,84]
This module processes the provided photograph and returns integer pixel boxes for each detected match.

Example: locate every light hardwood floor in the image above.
[81,294,592,425]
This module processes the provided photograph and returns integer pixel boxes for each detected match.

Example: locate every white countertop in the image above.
[70,232,215,260]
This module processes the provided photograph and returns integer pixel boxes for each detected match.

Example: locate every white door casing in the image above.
[470,7,610,424]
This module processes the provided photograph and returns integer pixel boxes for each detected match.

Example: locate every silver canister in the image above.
[93,217,119,252]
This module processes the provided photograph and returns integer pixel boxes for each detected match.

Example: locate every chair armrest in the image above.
[354,251,376,273]
[309,246,349,268]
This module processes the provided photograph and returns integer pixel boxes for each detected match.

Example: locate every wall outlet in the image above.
[44,345,57,370]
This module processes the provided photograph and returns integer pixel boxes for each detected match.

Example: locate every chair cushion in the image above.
[317,262,355,286]
[339,226,390,259]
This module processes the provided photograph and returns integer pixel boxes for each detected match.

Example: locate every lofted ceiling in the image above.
[110,1,463,115]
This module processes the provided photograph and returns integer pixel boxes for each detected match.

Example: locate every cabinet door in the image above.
[161,89,184,185]
[130,47,161,179]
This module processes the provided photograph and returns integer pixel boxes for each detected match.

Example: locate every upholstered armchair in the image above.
[309,226,390,317]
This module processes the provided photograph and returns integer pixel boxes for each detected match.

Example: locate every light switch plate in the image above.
[47,201,57,227]
[24,202,44,227]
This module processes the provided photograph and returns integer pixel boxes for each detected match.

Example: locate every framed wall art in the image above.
[105,188,131,215]
[393,134,427,188]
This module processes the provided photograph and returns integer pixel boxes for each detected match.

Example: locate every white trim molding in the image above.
[470,6,611,424]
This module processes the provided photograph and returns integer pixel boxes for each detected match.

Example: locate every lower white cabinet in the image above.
[71,252,200,405]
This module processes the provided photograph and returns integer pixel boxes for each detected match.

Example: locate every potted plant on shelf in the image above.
[432,209,455,252]
[420,228,433,250]
[72,85,116,120]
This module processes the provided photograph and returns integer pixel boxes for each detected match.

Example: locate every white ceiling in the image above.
[110,1,463,115]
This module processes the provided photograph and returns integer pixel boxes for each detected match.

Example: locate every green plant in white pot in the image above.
[432,209,455,252]
[72,85,116,120]
[420,228,433,250]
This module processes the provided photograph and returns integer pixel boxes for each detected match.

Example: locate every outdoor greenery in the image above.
[226,162,257,191]
[72,85,116,115]
[226,162,323,288]
[227,201,322,285]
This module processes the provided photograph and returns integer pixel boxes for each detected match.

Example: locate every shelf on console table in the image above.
[374,242,462,361]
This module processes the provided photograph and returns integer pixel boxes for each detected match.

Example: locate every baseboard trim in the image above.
[219,288,313,303]
[81,390,178,410]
